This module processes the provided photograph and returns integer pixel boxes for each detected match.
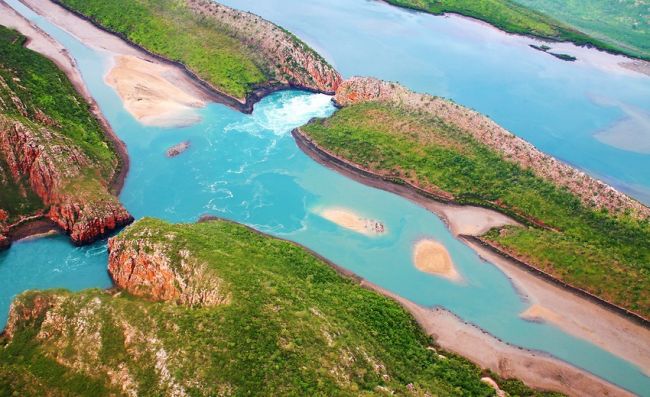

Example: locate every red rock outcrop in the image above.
[4,293,55,340]
[187,0,342,95]
[334,77,650,219]
[0,113,132,245]
[108,227,229,307]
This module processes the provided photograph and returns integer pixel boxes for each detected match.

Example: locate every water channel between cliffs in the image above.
[1,0,649,394]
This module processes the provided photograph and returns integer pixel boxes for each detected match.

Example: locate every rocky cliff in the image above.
[107,224,229,307]
[187,0,341,94]
[0,28,132,247]
[334,77,650,219]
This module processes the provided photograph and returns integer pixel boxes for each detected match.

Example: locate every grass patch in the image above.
[301,102,650,316]
[59,0,270,99]
[385,0,648,60]
[0,218,561,395]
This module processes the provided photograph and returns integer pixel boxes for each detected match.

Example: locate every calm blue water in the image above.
[1,0,649,394]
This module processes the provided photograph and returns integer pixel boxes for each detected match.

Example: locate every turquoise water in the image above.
[220,0,650,205]
[1,0,649,394]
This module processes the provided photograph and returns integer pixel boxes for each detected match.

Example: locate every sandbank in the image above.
[413,239,460,281]
[294,126,650,385]
[317,207,385,235]
[105,55,205,127]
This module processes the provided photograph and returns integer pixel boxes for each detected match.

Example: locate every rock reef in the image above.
[334,77,649,219]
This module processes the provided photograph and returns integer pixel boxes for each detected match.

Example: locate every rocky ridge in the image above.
[334,77,650,219]
[0,54,132,247]
[186,0,341,96]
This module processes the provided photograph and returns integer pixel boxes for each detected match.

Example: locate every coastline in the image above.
[197,215,632,397]
[0,0,130,247]
[45,0,336,115]
[292,126,650,376]
[377,0,650,63]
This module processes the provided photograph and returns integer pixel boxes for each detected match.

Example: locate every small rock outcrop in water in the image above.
[108,225,230,307]
[334,77,649,219]
[166,141,190,157]
[186,0,342,94]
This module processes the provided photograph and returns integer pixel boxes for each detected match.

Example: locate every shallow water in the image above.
[1,0,649,394]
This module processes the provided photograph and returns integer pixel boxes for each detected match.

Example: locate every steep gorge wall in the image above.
[334,77,650,219]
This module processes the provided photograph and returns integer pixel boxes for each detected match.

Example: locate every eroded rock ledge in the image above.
[107,225,230,307]
[334,77,649,219]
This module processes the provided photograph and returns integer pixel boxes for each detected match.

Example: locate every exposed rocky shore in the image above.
[0,28,132,248]
[186,0,341,96]
[334,77,650,220]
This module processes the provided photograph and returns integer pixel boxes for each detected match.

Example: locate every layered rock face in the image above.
[107,225,229,307]
[334,77,650,219]
[0,65,131,246]
[0,114,132,245]
[187,0,342,94]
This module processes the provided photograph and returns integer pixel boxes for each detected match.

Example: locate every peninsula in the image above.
[0,25,131,249]
[296,77,650,319]
[0,217,556,397]
[53,0,341,114]
[384,0,649,61]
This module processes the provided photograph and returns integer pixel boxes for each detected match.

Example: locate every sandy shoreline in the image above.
[104,55,206,127]
[293,126,650,391]
[6,0,648,392]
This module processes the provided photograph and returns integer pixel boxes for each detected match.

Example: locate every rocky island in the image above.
[296,77,650,319]
[0,25,131,249]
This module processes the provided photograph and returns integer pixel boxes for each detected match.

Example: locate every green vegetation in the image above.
[59,0,269,99]
[301,102,650,316]
[514,0,649,60]
[0,25,118,225]
[0,218,560,396]
[385,0,649,61]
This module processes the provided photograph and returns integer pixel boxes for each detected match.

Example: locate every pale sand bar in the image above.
[413,239,460,281]
[105,55,205,127]
[19,0,213,128]
[318,207,385,235]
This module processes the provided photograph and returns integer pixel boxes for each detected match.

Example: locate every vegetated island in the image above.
[383,0,650,61]
[52,0,341,114]
[0,25,132,250]
[0,217,561,397]
[295,77,650,320]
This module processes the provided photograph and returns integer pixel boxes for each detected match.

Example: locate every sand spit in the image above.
[467,239,650,378]
[105,55,205,127]
[413,240,460,281]
[362,281,633,397]
[18,0,214,127]
[318,207,385,235]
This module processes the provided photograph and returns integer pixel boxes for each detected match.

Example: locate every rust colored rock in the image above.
[49,200,133,245]
[186,0,342,95]
[4,294,55,339]
[108,230,229,307]
[0,114,133,245]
